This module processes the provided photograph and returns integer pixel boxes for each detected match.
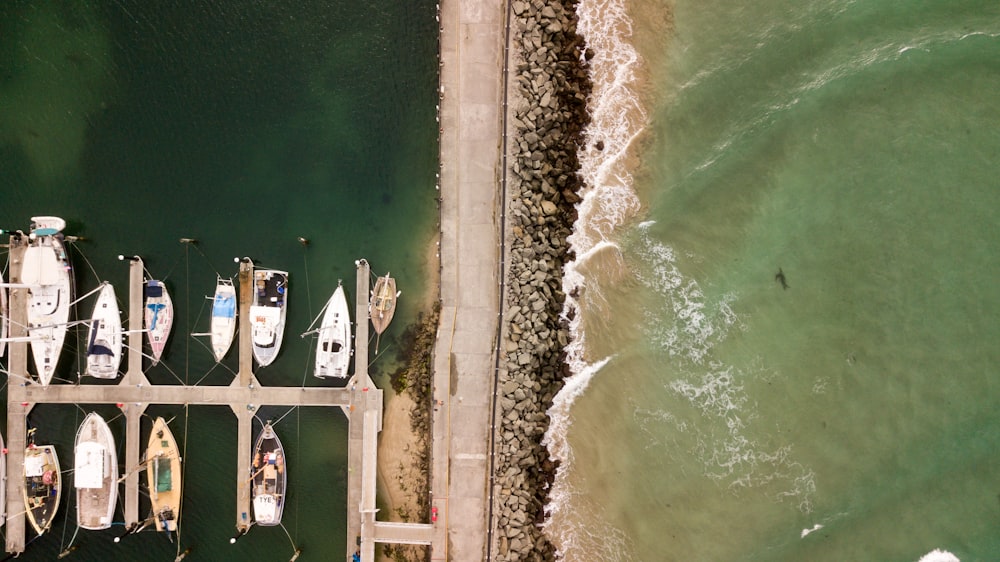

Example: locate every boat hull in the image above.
[22,222,72,386]
[144,280,173,366]
[250,269,288,367]
[210,278,237,362]
[86,284,123,379]
[370,274,397,335]
[251,424,286,526]
[146,417,181,533]
[75,413,118,530]
[24,443,61,536]
[315,284,352,379]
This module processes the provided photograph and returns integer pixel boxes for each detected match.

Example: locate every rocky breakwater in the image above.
[493,1,592,560]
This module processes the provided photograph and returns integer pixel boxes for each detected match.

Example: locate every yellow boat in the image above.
[146,417,181,534]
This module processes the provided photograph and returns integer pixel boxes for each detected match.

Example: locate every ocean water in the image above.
[547,0,1000,560]
[0,1,439,560]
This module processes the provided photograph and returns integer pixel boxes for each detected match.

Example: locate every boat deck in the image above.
[4,238,428,558]
[253,270,287,309]
[78,486,112,529]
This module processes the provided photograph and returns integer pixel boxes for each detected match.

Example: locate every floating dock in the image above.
[4,237,430,558]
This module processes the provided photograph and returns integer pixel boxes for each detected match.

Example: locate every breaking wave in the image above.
[917,549,960,562]
[630,223,816,512]
[543,0,646,557]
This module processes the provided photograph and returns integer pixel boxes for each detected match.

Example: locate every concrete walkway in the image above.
[432,0,506,560]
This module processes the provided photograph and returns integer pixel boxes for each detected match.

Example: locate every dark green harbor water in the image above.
[1,1,440,560]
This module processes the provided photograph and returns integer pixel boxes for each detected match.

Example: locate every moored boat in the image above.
[210,277,237,362]
[144,280,173,365]
[86,283,123,379]
[313,282,352,379]
[24,431,61,536]
[22,216,73,385]
[250,269,288,367]
[74,413,118,530]
[370,273,397,335]
[146,417,181,534]
[251,423,286,526]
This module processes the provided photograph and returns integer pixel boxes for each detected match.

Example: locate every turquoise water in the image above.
[547,0,1000,560]
[1,1,438,559]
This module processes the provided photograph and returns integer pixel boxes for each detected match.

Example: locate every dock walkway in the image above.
[3,238,421,559]
[432,0,507,559]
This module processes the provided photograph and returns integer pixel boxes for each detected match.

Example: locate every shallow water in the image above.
[547,0,1000,560]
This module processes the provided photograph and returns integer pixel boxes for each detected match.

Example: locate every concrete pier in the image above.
[345,258,384,561]
[122,255,149,527]
[4,235,29,552]
[3,239,420,558]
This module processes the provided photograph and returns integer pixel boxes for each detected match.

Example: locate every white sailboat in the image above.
[250,269,288,367]
[144,279,173,365]
[86,283,122,379]
[74,413,118,530]
[311,282,352,379]
[21,216,73,385]
[209,278,237,362]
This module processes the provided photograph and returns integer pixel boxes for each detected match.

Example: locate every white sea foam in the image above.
[800,523,823,538]
[542,355,612,464]
[544,0,646,557]
[628,225,816,510]
[633,225,742,364]
[917,549,960,562]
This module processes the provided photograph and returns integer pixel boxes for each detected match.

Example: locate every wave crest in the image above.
[545,0,647,558]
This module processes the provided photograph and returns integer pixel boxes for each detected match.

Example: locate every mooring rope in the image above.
[149,355,187,386]
[301,239,313,317]
[279,521,298,556]
[182,238,224,280]
[294,401,301,544]
[58,407,81,552]
[270,406,297,428]
[68,240,101,284]
[176,405,190,557]
[160,251,185,286]
[298,337,316,389]
[184,241,190,385]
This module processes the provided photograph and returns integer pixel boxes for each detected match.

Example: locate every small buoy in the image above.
[21,401,29,407]
[116,402,124,409]
[114,537,121,543]
[2,448,8,454]
[230,538,236,544]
